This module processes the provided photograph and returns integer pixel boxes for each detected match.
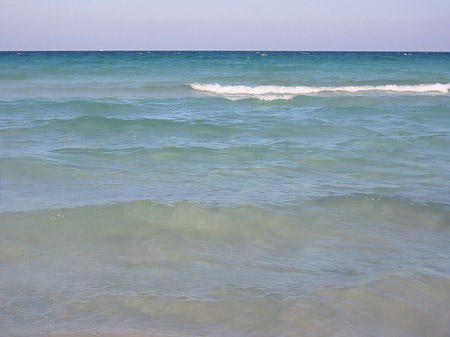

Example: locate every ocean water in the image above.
[0,51,449,336]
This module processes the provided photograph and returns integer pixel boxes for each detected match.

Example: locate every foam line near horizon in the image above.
[190,82,450,98]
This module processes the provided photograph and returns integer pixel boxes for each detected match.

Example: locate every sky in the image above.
[1,0,449,51]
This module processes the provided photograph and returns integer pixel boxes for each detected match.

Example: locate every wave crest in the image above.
[190,82,450,100]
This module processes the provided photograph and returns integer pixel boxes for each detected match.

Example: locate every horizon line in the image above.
[2,49,450,53]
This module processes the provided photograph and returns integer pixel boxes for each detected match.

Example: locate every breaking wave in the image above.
[190,82,450,100]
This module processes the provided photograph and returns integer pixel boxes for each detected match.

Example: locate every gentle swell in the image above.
[190,82,450,100]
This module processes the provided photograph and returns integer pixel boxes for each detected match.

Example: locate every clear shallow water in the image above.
[0,51,449,336]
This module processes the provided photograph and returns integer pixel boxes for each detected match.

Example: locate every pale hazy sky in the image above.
[1,0,449,51]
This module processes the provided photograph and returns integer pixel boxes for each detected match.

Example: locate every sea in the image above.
[0,51,449,337]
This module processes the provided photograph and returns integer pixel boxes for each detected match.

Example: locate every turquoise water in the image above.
[1,51,450,336]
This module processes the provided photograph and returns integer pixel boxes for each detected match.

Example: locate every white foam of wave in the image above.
[224,94,295,101]
[190,82,450,100]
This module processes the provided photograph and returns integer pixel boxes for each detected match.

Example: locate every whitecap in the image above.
[190,82,450,101]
